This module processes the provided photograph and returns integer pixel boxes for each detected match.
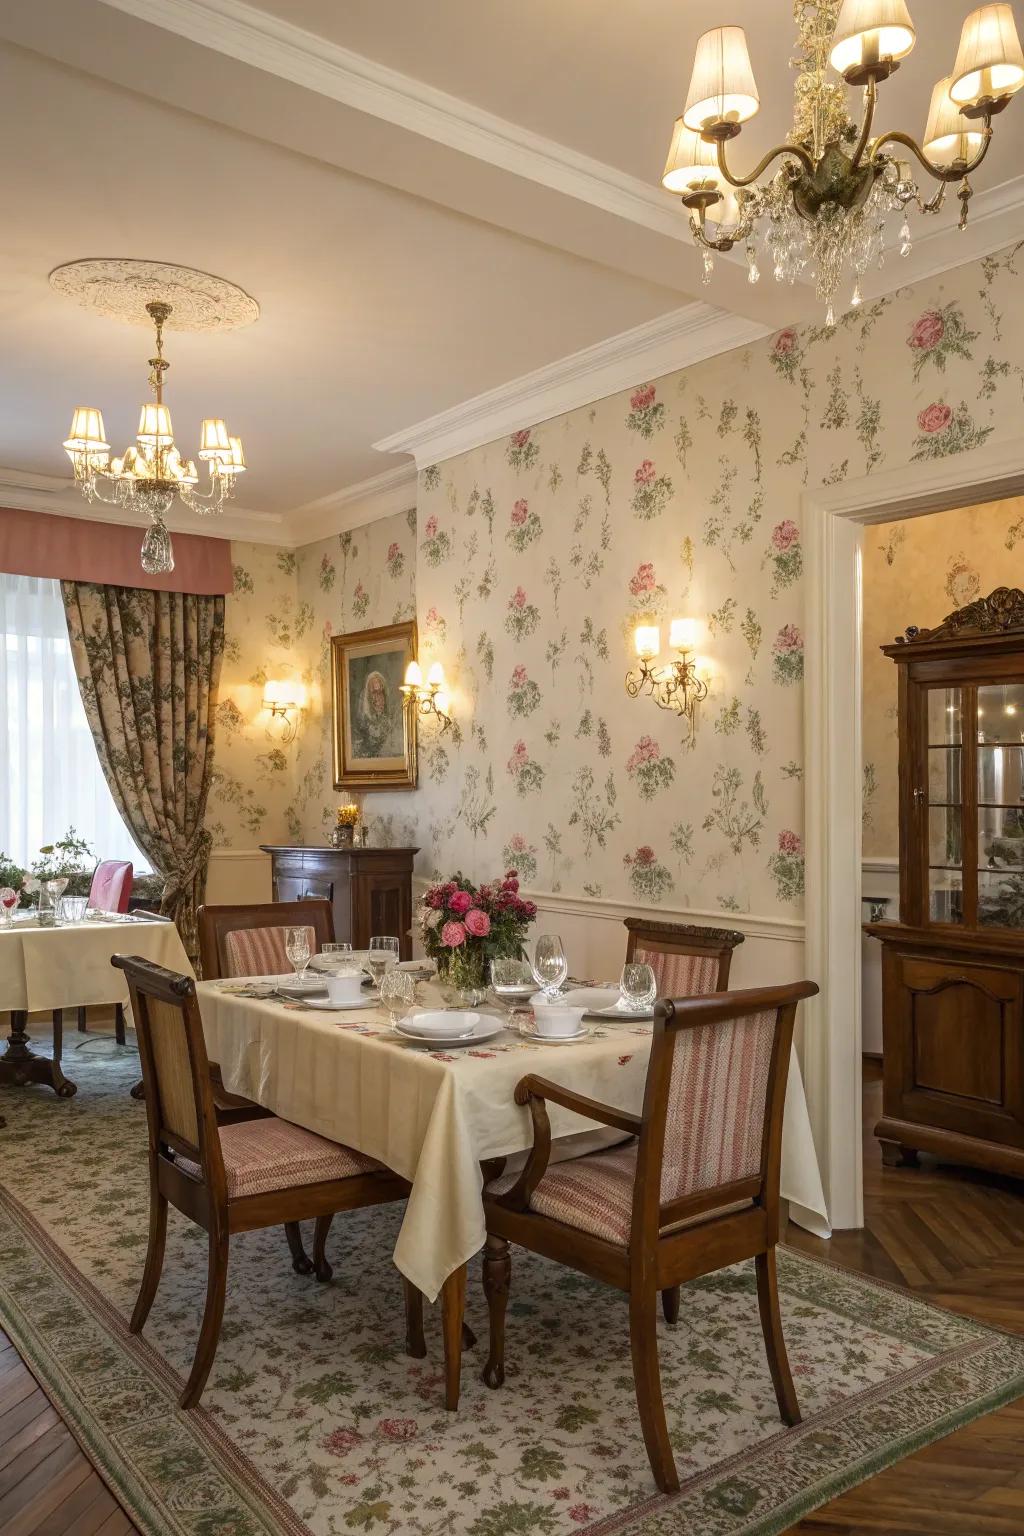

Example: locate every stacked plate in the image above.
[395,1010,504,1046]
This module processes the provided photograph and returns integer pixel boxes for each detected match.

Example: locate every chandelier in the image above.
[62,300,246,574]
[662,2,1023,322]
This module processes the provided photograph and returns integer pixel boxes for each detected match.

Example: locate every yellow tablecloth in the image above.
[197,981,829,1301]
[0,914,193,1012]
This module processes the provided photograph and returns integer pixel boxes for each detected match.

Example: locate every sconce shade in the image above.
[64,407,108,454]
[433,690,450,717]
[683,27,759,131]
[403,660,423,689]
[670,617,700,650]
[924,76,986,163]
[950,4,1024,104]
[137,402,174,445]
[662,118,724,192]
[263,679,289,708]
[635,624,661,659]
[830,0,916,77]
[198,417,232,461]
[426,661,445,688]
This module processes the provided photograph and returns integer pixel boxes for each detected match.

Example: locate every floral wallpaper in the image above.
[862,494,1024,858]
[408,242,1024,917]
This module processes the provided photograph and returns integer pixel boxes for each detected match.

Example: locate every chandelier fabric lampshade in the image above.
[830,0,916,78]
[924,76,986,164]
[662,118,723,192]
[682,26,759,131]
[63,407,108,456]
[137,401,174,445]
[221,436,246,475]
[198,417,231,462]
[950,4,1024,106]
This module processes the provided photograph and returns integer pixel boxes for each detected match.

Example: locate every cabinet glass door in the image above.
[926,686,964,924]
[977,682,1024,928]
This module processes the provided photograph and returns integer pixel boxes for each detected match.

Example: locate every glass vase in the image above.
[438,945,488,1008]
[36,883,55,928]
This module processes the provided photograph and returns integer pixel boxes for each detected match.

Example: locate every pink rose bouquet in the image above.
[418,869,538,995]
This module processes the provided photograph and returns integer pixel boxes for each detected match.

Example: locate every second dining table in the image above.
[197,975,827,1409]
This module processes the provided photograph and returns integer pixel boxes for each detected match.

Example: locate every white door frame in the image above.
[803,437,1024,1230]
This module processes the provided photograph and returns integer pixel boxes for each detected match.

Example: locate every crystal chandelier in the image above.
[662,2,1024,322]
[62,300,246,574]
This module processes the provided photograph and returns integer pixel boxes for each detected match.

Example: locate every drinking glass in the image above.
[367,935,400,991]
[533,934,568,998]
[285,926,312,983]
[619,962,657,1012]
[322,942,353,955]
[58,895,88,925]
[0,887,17,925]
[380,968,416,1024]
[490,956,535,1000]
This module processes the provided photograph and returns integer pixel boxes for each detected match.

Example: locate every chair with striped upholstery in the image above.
[481,979,818,1494]
[113,952,419,1409]
[197,898,335,982]
[76,859,135,1042]
[623,916,744,998]
[222,923,315,978]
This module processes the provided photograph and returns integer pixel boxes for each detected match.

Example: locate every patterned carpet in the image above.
[2,1053,1024,1536]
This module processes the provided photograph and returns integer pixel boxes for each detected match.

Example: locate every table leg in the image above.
[441,1264,467,1411]
[0,1010,77,1097]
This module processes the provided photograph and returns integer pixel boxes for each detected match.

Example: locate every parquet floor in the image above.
[1,1060,1023,1535]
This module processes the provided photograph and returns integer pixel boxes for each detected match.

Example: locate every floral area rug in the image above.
[2,1054,1024,1536]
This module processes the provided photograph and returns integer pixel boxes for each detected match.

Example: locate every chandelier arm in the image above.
[689,207,754,254]
[84,475,126,506]
[870,119,994,185]
[714,136,815,190]
[849,77,878,172]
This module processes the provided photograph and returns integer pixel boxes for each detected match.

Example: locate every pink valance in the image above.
[0,505,233,595]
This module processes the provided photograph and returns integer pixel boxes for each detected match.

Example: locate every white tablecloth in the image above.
[198,982,830,1300]
[0,914,193,1012]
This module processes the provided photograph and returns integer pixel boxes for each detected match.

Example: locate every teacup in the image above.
[532,1004,585,1038]
[325,971,365,1006]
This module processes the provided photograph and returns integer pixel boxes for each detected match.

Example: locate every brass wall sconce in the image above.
[262,678,306,744]
[400,660,453,733]
[627,618,710,746]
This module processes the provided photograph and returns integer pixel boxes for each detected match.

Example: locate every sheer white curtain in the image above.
[0,573,150,871]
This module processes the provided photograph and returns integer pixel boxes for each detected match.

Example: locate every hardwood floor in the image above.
[784,1061,1024,1534]
[0,1059,1022,1534]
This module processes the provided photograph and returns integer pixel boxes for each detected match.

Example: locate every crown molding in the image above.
[97,0,696,247]
[285,463,417,546]
[373,302,770,468]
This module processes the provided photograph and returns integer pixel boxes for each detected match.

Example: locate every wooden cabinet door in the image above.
[352,871,413,958]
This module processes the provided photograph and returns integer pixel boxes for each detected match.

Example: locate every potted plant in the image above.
[418,870,537,1005]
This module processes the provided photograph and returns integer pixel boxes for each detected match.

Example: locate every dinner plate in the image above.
[395,1016,505,1047]
[522,1027,591,1045]
[275,981,328,1000]
[555,986,656,1022]
[298,995,378,1012]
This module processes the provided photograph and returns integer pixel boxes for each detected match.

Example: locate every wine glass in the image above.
[285,926,312,984]
[367,935,400,992]
[380,968,416,1025]
[619,962,657,1013]
[533,934,568,999]
[0,887,16,926]
[491,957,535,1009]
[322,942,353,956]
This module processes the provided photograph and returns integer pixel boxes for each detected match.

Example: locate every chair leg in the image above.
[312,1215,334,1283]
[628,1288,679,1494]
[130,1185,167,1334]
[440,1264,467,1411]
[403,1279,427,1358]
[77,1006,88,1033]
[284,1221,313,1275]
[755,1248,801,1427]
[180,1228,229,1410]
[661,1285,680,1325]
[482,1234,511,1388]
[115,1003,126,1046]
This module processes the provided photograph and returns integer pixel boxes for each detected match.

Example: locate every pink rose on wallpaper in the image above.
[511,498,529,526]
[775,623,803,653]
[629,562,656,596]
[440,921,467,948]
[425,606,441,625]
[774,328,797,355]
[771,519,800,551]
[626,736,660,772]
[918,403,952,434]
[511,429,531,449]
[778,830,803,855]
[448,890,472,914]
[353,580,365,598]
[464,908,491,937]
[424,514,438,539]
[634,459,656,486]
[511,664,528,686]
[387,541,400,561]
[508,739,528,767]
[323,619,332,636]
[630,384,656,410]
[633,845,655,867]
[909,309,945,351]
[510,585,527,609]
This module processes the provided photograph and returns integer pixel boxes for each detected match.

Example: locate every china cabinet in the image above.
[260,845,418,960]
[866,588,1024,1179]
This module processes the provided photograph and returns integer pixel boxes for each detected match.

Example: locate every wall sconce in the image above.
[626,618,709,746]
[262,678,306,744]
[400,659,453,733]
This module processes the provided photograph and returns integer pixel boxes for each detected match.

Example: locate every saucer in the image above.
[520,1025,591,1045]
[301,995,378,1012]
[395,1016,504,1047]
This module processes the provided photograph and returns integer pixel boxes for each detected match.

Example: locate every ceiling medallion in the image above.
[662,2,1023,323]
[49,258,259,332]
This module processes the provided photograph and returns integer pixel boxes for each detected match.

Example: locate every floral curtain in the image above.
[60,581,225,962]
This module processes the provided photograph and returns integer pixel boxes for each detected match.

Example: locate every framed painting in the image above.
[331,621,418,791]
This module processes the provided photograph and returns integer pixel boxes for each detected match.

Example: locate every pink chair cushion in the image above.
[488,1143,751,1246]
[176,1116,381,1199]
[632,945,720,997]
[88,859,133,914]
[223,925,315,978]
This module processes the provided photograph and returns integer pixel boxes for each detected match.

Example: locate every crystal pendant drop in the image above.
[701,249,715,285]
[140,517,175,575]
[825,302,836,328]
[851,280,862,308]
[745,244,760,285]
[899,219,912,258]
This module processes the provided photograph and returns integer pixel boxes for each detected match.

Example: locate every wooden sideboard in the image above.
[259,846,419,960]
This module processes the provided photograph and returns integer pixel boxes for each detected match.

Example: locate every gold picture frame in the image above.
[330,621,418,791]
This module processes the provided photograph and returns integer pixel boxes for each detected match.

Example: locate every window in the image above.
[0,572,150,872]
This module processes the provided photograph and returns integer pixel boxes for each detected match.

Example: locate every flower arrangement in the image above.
[331,803,360,848]
[336,804,360,827]
[418,870,537,996]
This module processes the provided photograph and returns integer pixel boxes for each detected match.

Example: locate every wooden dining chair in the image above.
[74,859,134,1043]
[481,979,818,1494]
[197,897,335,982]
[114,952,419,1409]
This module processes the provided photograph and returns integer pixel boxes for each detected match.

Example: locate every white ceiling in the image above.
[0,0,1022,540]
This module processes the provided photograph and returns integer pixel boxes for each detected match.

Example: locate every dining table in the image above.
[0,910,192,1097]
[197,975,829,1409]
